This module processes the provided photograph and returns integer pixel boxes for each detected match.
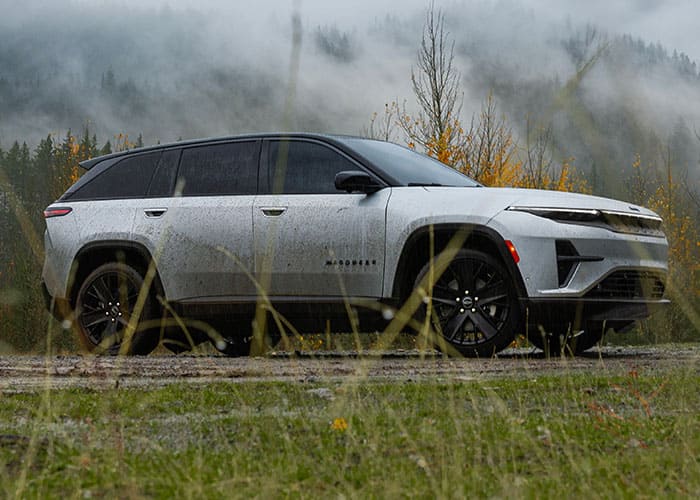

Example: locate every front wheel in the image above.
[414,249,521,357]
[75,262,159,355]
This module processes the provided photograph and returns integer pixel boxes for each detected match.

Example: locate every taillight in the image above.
[44,207,72,218]
[504,240,520,264]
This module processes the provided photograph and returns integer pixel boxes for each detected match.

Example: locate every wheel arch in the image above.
[391,224,528,302]
[69,241,165,306]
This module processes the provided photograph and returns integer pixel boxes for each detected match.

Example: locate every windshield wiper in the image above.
[407,182,445,187]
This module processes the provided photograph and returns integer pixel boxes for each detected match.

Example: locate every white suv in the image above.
[42,134,669,356]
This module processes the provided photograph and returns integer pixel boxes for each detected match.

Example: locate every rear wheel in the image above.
[75,262,159,355]
[208,313,280,357]
[414,249,521,357]
[213,335,253,357]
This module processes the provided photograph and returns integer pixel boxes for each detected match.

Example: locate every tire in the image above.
[208,314,279,357]
[75,262,159,355]
[213,335,253,357]
[414,249,521,357]
[527,321,604,356]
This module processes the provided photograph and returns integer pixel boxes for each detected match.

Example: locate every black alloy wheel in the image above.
[75,262,158,355]
[415,249,521,357]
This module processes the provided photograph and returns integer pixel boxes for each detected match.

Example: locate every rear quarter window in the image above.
[68,151,162,200]
[147,149,181,197]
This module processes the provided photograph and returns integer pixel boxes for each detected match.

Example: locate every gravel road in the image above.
[0,344,698,392]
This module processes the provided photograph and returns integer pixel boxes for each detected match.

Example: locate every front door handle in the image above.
[261,207,287,217]
[144,208,167,218]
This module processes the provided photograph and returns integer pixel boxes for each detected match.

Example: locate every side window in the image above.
[177,141,258,196]
[263,140,358,194]
[148,149,181,197]
[70,151,162,200]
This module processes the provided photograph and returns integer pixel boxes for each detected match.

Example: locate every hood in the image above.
[422,186,659,218]
[496,188,657,216]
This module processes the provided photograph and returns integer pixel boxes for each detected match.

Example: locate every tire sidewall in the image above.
[414,248,521,357]
[75,262,158,355]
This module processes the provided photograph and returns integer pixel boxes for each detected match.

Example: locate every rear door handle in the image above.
[144,208,167,218]
[261,207,287,217]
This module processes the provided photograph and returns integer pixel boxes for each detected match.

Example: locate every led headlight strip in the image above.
[507,206,664,236]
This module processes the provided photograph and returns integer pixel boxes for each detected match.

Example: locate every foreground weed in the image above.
[0,366,699,498]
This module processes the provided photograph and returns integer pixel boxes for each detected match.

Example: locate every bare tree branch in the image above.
[400,3,463,152]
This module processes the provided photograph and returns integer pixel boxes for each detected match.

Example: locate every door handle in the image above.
[261,207,287,217]
[144,208,167,218]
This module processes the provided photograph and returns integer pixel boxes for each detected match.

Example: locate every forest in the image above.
[0,1,699,351]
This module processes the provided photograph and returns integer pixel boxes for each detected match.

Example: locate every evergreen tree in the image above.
[18,142,30,203]
[33,134,55,207]
[78,125,98,161]
[52,130,80,199]
[100,141,112,156]
[102,67,116,92]
[5,141,23,200]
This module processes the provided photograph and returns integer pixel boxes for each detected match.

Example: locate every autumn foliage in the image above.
[365,5,586,193]
[369,94,587,193]
[628,152,700,339]
[0,127,116,351]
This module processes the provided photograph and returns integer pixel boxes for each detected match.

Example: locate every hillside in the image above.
[0,1,699,196]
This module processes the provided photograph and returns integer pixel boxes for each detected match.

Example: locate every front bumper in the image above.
[524,297,669,324]
[488,209,669,299]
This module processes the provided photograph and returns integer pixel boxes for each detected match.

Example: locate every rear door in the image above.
[253,138,389,298]
[131,140,260,301]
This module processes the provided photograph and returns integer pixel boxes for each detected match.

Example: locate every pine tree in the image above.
[18,142,30,203]
[5,142,23,201]
[100,141,112,156]
[33,134,55,207]
[53,130,80,199]
[102,67,116,92]
[78,125,98,161]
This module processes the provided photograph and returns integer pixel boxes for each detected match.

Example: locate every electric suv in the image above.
[42,134,669,356]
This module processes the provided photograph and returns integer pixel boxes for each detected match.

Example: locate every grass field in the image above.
[1,359,699,499]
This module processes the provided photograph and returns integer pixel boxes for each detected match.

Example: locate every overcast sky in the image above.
[8,0,699,63]
[4,0,699,153]
[534,0,700,62]
[78,0,699,62]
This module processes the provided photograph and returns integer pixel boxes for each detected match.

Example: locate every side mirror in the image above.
[335,170,382,194]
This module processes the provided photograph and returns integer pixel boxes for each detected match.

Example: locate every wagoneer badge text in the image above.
[325,259,378,266]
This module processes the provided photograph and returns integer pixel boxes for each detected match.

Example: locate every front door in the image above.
[253,139,389,298]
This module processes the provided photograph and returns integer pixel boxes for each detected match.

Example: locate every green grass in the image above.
[1,366,699,498]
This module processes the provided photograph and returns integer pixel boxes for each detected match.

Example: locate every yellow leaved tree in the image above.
[366,4,585,193]
[628,149,700,340]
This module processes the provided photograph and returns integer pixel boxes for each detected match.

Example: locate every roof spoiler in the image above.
[79,158,102,170]
[78,149,129,170]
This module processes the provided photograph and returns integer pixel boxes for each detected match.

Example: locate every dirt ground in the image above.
[0,344,698,392]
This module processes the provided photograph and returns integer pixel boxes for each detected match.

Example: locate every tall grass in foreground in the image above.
[1,366,699,498]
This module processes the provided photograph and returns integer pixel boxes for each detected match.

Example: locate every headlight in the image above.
[507,206,664,237]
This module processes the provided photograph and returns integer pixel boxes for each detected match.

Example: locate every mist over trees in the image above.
[0,1,699,196]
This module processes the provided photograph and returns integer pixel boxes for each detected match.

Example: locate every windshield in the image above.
[339,138,480,187]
